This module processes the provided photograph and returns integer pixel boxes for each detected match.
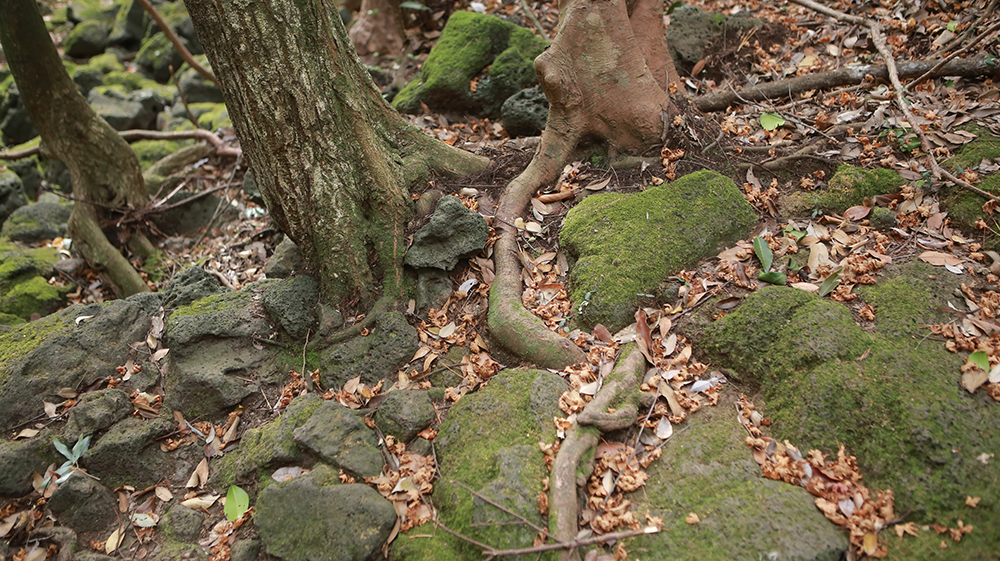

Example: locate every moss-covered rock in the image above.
[186,102,231,130]
[320,310,419,388]
[0,169,28,225]
[130,139,189,171]
[783,165,906,216]
[392,369,564,561]
[136,32,183,83]
[560,170,756,331]
[940,127,1000,249]
[392,11,547,117]
[63,20,110,58]
[0,241,70,321]
[1,202,72,244]
[625,392,847,561]
[700,264,1000,559]
[81,417,174,488]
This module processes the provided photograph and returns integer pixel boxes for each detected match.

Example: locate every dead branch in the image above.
[905,20,1000,92]
[0,129,240,160]
[518,0,548,39]
[134,0,218,84]
[695,56,1000,112]
[789,0,1000,206]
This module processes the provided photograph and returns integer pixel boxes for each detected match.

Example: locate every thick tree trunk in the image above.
[349,0,406,58]
[0,0,152,297]
[185,0,487,306]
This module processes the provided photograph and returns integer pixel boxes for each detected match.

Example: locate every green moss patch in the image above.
[783,165,906,216]
[560,170,756,331]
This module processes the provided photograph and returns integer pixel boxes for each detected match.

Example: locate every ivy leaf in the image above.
[225,485,250,522]
[760,112,785,131]
[969,350,990,372]
[753,236,773,271]
[947,20,958,32]
[818,267,843,297]
[757,271,787,285]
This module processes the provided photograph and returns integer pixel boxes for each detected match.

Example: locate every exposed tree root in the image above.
[695,55,1000,112]
[551,346,645,561]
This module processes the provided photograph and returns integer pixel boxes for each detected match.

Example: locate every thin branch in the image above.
[482,528,657,560]
[518,0,548,39]
[449,479,557,542]
[134,0,218,84]
[119,129,240,158]
[905,20,1000,92]
[788,0,1000,205]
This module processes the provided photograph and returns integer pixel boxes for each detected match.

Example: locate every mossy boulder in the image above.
[176,58,224,103]
[0,431,57,497]
[625,392,848,561]
[0,241,70,320]
[256,465,397,561]
[392,369,565,561]
[186,102,231,130]
[783,165,906,216]
[130,139,190,171]
[701,263,1000,559]
[392,11,548,117]
[940,127,1000,249]
[136,32,183,83]
[1,202,72,243]
[560,170,756,331]
[81,416,175,488]
[63,20,110,58]
[0,169,28,225]
[320,310,419,388]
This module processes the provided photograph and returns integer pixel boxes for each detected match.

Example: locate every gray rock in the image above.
[212,394,323,486]
[63,20,110,58]
[87,88,164,131]
[7,157,43,201]
[666,5,762,74]
[413,188,442,217]
[177,62,224,104]
[1,202,71,243]
[501,86,548,138]
[262,275,318,340]
[404,195,488,270]
[0,432,57,497]
[64,389,132,441]
[293,401,384,478]
[47,475,117,532]
[414,267,452,313]
[151,189,238,236]
[162,504,204,542]
[0,241,69,320]
[321,310,419,388]
[75,553,117,561]
[81,417,174,488]
[109,0,149,48]
[0,301,150,430]
[125,291,165,317]
[241,170,264,206]
[164,289,276,417]
[136,32,183,83]
[0,170,28,226]
[41,159,72,193]
[162,266,224,309]
[264,237,305,279]
[230,539,261,561]
[314,303,344,338]
[73,65,106,97]
[375,390,435,442]
[0,84,38,145]
[256,467,396,561]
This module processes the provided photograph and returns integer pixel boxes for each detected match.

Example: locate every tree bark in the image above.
[349,0,406,58]
[0,0,152,297]
[185,0,487,306]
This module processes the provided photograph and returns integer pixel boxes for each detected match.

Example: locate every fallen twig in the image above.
[518,0,549,39]
[450,479,557,541]
[905,20,1000,92]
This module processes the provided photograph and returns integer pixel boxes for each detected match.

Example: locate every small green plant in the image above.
[753,236,786,285]
[41,435,91,488]
[759,112,785,132]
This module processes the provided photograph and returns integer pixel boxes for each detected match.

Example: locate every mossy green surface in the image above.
[625,392,847,561]
[783,165,906,215]
[101,70,173,98]
[559,170,756,331]
[0,310,69,386]
[392,369,564,561]
[940,127,1000,250]
[700,263,1000,560]
[0,242,68,320]
[392,11,547,117]
[130,139,189,171]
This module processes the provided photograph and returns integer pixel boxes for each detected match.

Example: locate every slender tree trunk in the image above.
[185,0,487,306]
[349,0,406,58]
[0,0,152,297]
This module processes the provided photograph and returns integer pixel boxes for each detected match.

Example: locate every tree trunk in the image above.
[185,0,487,307]
[349,0,406,58]
[0,0,152,297]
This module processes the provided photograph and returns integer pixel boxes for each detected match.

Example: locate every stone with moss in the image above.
[184,102,231,130]
[64,388,132,441]
[293,400,384,478]
[783,165,906,216]
[81,417,175,488]
[701,264,1000,559]
[63,20,110,58]
[0,242,70,320]
[392,369,564,561]
[262,275,318,340]
[176,58,223,104]
[373,389,435,443]
[0,431,57,497]
[212,394,323,487]
[66,0,120,25]
[624,392,848,561]
[130,139,189,171]
[109,0,149,48]
[136,32,183,83]
[101,70,173,99]
[940,127,1000,249]
[256,465,396,561]
[560,170,756,331]
[1,202,72,243]
[0,169,28,225]
[392,11,548,117]
[320,310,419,388]
[164,289,278,417]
